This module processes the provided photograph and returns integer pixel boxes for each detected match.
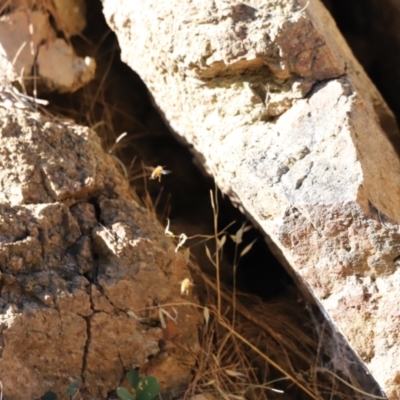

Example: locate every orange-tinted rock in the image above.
[0,108,201,399]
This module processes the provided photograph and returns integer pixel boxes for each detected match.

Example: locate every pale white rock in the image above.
[37,39,96,93]
[103,0,400,397]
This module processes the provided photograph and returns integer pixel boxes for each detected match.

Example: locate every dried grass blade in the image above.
[239,239,257,258]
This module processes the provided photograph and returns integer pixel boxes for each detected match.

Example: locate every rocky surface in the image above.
[103,0,400,397]
[0,107,200,400]
[0,1,95,92]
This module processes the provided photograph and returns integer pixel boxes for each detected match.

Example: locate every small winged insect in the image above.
[180,278,194,296]
[148,165,172,182]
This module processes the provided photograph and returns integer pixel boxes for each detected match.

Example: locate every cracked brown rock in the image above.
[0,107,201,400]
[103,0,400,397]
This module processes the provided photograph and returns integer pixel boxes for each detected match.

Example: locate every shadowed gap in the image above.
[45,0,293,301]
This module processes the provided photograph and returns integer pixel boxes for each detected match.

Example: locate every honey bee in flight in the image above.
[180,278,194,296]
[148,165,172,182]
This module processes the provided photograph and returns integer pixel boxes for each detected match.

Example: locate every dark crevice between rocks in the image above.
[88,197,102,225]
[40,0,387,398]
[81,316,91,387]
[81,289,94,389]
[322,0,400,155]
[45,0,293,302]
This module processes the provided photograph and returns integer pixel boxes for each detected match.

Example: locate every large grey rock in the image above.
[102,0,400,397]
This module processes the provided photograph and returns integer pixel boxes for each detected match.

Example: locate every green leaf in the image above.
[67,380,79,396]
[136,376,160,400]
[41,392,58,400]
[126,369,140,389]
[117,387,136,400]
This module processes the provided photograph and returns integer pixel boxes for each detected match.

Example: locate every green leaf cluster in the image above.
[40,380,93,400]
[117,370,160,400]
[40,371,159,400]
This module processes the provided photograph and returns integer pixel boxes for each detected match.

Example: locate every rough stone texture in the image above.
[0,10,52,82]
[37,38,96,93]
[103,0,400,397]
[1,0,86,37]
[0,107,200,400]
[0,4,95,92]
[52,0,87,37]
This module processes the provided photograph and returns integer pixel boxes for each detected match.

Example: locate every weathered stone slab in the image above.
[103,0,400,397]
